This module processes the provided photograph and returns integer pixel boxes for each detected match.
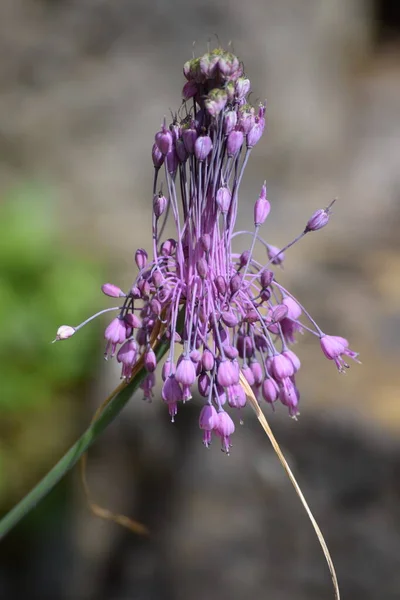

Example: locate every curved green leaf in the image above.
[0,335,170,540]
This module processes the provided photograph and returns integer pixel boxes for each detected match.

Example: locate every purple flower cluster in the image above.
[55,48,359,453]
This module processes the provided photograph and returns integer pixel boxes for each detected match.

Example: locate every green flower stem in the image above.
[0,335,171,540]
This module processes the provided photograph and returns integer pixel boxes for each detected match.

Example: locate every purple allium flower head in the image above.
[55,46,358,451]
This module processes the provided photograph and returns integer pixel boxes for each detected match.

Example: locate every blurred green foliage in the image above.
[0,184,103,507]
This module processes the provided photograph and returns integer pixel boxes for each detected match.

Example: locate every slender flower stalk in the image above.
[54,47,358,452]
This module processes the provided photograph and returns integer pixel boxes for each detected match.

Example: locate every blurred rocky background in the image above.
[0,0,400,598]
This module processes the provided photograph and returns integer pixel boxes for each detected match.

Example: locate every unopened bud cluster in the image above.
[55,48,359,454]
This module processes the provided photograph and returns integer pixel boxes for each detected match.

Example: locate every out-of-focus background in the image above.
[0,0,400,598]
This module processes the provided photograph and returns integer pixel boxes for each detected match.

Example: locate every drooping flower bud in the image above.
[235,77,251,100]
[227,130,244,157]
[199,52,219,79]
[305,199,336,232]
[227,383,246,409]
[200,233,211,253]
[283,349,301,373]
[175,355,196,386]
[198,372,211,397]
[151,143,164,168]
[194,135,213,161]
[238,108,255,134]
[101,283,125,298]
[217,53,239,79]
[215,275,227,296]
[166,147,178,174]
[260,269,274,288]
[279,378,300,417]
[267,245,285,265]
[190,349,201,363]
[269,353,294,380]
[53,325,76,342]
[205,89,228,117]
[153,193,168,218]
[161,238,176,256]
[224,345,239,360]
[237,335,253,359]
[162,359,175,381]
[182,80,198,100]
[152,270,163,289]
[320,334,359,372]
[124,313,142,330]
[247,120,265,148]
[262,377,279,404]
[223,111,237,136]
[199,404,218,429]
[196,257,208,279]
[282,297,302,320]
[241,364,255,386]
[117,339,138,379]
[254,183,270,226]
[155,119,173,155]
[216,186,231,214]
[199,403,218,447]
[239,250,251,268]
[104,317,127,357]
[229,273,242,294]
[215,411,235,454]
[150,298,162,316]
[135,248,148,270]
[270,304,289,323]
[175,138,188,163]
[221,311,238,328]
[250,360,263,385]
[144,348,157,372]
[202,349,214,371]
[182,125,198,154]
[217,360,239,387]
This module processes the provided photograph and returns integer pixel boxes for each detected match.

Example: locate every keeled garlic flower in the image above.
[55,48,359,454]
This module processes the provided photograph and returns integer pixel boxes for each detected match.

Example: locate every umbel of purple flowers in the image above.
[55,48,359,454]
